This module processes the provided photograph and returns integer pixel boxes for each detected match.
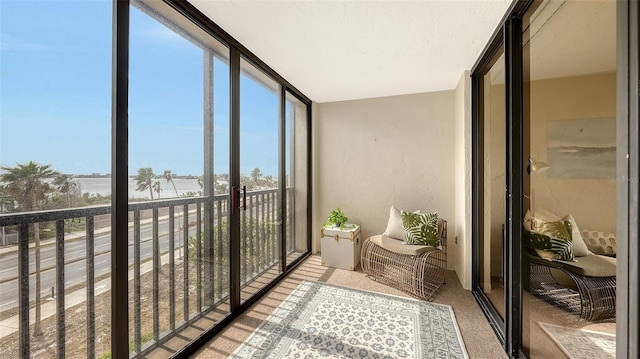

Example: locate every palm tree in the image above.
[134,168,157,200]
[152,180,161,199]
[0,161,60,335]
[164,170,179,197]
[251,167,262,187]
[163,170,184,256]
[53,174,78,208]
[197,176,204,192]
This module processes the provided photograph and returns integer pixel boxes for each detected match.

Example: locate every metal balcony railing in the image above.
[0,188,294,358]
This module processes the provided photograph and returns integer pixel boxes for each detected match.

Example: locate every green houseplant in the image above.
[323,208,349,230]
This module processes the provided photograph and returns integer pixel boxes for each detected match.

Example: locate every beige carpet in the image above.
[192,254,507,359]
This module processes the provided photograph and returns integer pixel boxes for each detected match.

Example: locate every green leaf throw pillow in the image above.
[401,212,439,246]
[528,219,574,261]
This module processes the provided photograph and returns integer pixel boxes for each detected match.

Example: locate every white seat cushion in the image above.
[369,234,436,256]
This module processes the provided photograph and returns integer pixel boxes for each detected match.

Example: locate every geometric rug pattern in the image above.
[538,322,615,359]
[231,281,468,358]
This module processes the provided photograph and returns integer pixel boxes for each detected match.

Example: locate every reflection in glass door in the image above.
[238,57,282,303]
[473,1,624,356]
[522,1,617,357]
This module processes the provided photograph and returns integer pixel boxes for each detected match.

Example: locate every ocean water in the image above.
[74,177,203,199]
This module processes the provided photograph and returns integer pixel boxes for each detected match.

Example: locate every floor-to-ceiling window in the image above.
[0,0,312,357]
[0,1,112,357]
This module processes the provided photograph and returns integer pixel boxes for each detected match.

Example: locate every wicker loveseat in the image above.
[361,219,447,301]
[525,229,616,321]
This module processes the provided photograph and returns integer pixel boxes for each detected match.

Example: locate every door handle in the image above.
[242,185,247,211]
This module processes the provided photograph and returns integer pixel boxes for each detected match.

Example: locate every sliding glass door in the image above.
[477,49,507,333]
[128,1,234,355]
[472,1,632,358]
[238,58,283,303]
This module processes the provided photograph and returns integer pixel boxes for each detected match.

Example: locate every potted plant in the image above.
[323,208,349,230]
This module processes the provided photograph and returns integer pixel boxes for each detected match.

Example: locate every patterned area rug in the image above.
[232,281,468,358]
[538,322,616,359]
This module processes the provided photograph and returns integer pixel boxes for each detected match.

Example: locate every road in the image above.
[0,201,275,315]
[0,219,189,313]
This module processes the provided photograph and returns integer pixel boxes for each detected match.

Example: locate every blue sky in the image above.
[1,1,280,177]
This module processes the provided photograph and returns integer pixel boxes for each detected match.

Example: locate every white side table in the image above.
[320,224,362,270]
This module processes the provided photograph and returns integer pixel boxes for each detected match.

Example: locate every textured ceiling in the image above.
[189,0,512,103]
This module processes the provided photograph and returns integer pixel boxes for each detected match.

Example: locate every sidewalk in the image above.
[0,249,178,339]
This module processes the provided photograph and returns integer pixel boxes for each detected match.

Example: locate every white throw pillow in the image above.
[383,206,420,240]
[562,214,592,257]
[383,206,405,240]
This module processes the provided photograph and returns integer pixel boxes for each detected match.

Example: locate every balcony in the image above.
[0,189,299,358]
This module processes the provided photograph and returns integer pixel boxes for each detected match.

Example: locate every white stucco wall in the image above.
[454,71,472,289]
[313,91,456,270]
